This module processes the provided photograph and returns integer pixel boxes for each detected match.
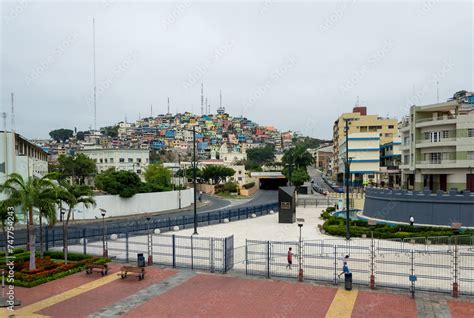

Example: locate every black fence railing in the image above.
[0,202,278,249]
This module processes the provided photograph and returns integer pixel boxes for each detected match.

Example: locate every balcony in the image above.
[415,159,474,169]
[415,138,457,148]
[415,114,457,128]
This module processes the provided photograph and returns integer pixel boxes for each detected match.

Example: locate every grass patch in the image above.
[1,249,110,288]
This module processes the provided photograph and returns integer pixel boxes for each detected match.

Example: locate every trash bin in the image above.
[344,272,352,291]
[137,253,145,268]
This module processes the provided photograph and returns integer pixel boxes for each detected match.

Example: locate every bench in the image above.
[85,264,109,276]
[118,266,145,280]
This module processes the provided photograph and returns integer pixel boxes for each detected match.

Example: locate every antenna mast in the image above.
[437,81,439,103]
[10,93,15,133]
[168,97,170,115]
[201,83,204,116]
[150,104,153,118]
[93,18,97,131]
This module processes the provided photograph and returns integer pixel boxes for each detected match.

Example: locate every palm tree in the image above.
[35,184,58,259]
[58,184,95,264]
[0,173,55,270]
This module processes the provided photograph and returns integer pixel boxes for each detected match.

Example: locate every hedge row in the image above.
[322,216,474,239]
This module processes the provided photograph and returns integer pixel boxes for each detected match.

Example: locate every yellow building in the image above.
[332,106,398,184]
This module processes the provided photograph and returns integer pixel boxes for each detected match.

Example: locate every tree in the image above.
[0,173,55,270]
[35,184,57,258]
[100,125,119,138]
[76,131,86,140]
[55,153,97,184]
[282,167,310,187]
[282,144,314,170]
[201,165,235,185]
[144,164,172,191]
[57,184,95,264]
[247,144,275,166]
[95,169,142,198]
[49,128,74,142]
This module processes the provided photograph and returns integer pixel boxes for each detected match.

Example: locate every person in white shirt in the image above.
[409,216,415,227]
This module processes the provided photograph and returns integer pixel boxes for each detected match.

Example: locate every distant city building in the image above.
[332,106,398,183]
[1,131,49,199]
[310,144,333,174]
[379,137,402,188]
[399,93,474,192]
[339,132,381,186]
[79,148,150,176]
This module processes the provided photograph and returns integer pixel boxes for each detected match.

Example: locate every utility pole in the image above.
[344,119,351,240]
[178,153,182,209]
[93,18,97,131]
[193,126,198,235]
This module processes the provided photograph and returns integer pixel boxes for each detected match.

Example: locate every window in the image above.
[442,131,449,139]
[468,129,474,137]
[119,158,125,163]
[429,152,441,164]
[128,158,133,163]
[110,158,114,163]
[99,158,103,163]
[104,158,108,163]
[137,158,142,163]
[388,125,394,129]
[404,136,410,145]
[385,133,392,137]
[468,152,474,160]
[424,132,430,140]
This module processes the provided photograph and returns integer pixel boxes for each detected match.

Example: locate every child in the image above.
[286,247,294,270]
[338,255,350,278]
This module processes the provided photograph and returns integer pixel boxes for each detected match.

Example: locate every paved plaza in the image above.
[2,265,474,318]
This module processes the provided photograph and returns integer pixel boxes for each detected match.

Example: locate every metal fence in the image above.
[0,202,278,249]
[296,197,339,207]
[243,236,474,296]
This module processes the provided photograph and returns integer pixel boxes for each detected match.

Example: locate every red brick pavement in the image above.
[123,274,338,318]
[448,300,474,318]
[13,264,123,307]
[38,266,176,318]
[352,291,417,318]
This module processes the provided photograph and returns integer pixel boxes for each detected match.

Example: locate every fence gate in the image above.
[224,235,234,273]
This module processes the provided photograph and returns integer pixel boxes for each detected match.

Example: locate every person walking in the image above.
[409,215,415,227]
[338,255,350,278]
[199,191,203,202]
[286,247,294,270]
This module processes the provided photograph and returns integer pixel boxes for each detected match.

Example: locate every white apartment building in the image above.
[399,99,474,192]
[80,148,150,176]
[339,132,380,186]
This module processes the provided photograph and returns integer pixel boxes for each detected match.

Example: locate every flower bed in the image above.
[1,250,109,288]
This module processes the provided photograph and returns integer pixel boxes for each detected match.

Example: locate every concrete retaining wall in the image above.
[70,189,194,220]
[363,188,474,226]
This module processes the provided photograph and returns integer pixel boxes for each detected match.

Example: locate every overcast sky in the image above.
[1,0,472,140]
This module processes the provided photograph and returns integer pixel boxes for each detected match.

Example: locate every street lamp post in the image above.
[61,208,66,253]
[344,119,351,240]
[100,208,108,258]
[297,218,304,282]
[178,153,182,209]
[146,214,153,265]
[286,163,293,186]
[192,126,198,235]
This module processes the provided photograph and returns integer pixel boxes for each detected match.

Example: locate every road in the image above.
[307,166,333,193]
[2,190,278,247]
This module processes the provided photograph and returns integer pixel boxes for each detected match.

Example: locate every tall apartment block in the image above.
[332,106,399,184]
[399,94,474,192]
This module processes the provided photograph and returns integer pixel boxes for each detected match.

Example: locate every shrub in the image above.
[222,181,239,193]
[326,207,336,213]
[242,182,256,189]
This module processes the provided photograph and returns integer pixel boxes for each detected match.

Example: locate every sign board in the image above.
[281,202,291,209]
